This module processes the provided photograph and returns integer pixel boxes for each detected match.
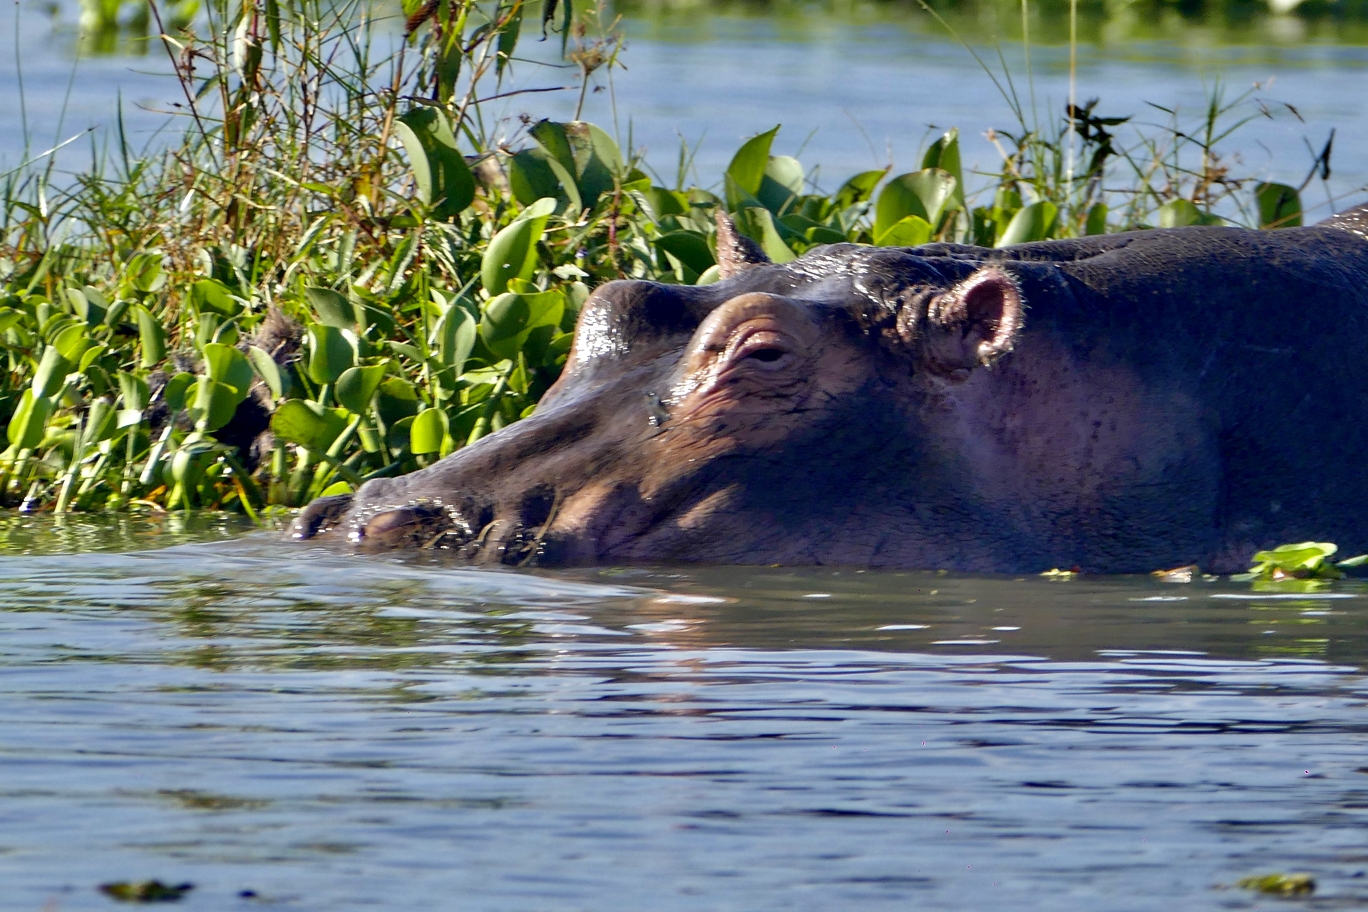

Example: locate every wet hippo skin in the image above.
[291,206,1368,573]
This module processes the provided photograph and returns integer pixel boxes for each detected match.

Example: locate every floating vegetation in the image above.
[0,0,1324,518]
[98,880,195,902]
[1236,872,1316,896]
[1233,541,1368,582]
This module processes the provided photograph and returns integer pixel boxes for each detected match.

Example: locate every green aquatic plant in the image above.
[1232,541,1368,582]
[1235,872,1316,896]
[0,0,1325,516]
[99,880,195,902]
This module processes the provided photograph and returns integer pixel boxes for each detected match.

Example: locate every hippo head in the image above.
[290,215,1025,567]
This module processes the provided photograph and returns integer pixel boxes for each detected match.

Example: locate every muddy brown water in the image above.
[1,515,1366,909]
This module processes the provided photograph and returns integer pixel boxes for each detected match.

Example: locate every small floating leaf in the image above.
[1236,873,1315,896]
[99,880,194,902]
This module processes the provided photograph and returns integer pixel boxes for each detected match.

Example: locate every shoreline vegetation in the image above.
[0,0,1349,527]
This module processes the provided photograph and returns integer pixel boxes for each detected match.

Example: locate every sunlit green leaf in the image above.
[305,323,357,385]
[336,362,390,414]
[136,305,166,368]
[305,286,356,328]
[247,345,286,399]
[875,169,958,239]
[271,399,350,452]
[395,106,476,221]
[996,201,1059,247]
[1256,182,1302,229]
[7,389,51,450]
[164,371,195,413]
[480,289,565,361]
[874,215,933,247]
[201,342,253,394]
[410,406,449,455]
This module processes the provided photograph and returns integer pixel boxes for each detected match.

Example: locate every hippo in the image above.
[291,206,1368,573]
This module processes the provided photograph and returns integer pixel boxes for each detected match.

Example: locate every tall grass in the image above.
[0,0,1335,518]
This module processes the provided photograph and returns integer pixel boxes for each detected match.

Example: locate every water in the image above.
[4,3,1368,218]
[2,516,1368,909]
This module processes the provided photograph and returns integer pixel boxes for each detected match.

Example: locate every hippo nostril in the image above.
[519,488,558,530]
[288,494,353,540]
[355,502,451,550]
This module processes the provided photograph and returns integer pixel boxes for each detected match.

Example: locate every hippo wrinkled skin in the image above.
[291,206,1368,573]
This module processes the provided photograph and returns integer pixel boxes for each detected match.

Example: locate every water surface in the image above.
[2,516,1367,909]
[4,2,1368,218]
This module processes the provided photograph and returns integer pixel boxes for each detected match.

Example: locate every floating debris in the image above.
[1152,564,1197,583]
[99,881,195,903]
[1236,872,1315,896]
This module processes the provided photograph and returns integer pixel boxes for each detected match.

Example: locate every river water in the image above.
[4,6,1368,907]
[3,2,1368,218]
[2,515,1367,909]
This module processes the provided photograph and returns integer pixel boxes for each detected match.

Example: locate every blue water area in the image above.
[1,518,1366,909]
[3,4,1368,219]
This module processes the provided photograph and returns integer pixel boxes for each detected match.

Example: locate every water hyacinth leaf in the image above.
[201,342,254,394]
[305,323,357,385]
[386,414,415,453]
[336,362,390,414]
[875,169,958,239]
[726,126,780,205]
[434,305,477,375]
[921,128,965,209]
[0,308,21,334]
[305,286,356,329]
[318,480,355,498]
[7,389,51,450]
[874,215,933,247]
[125,252,165,293]
[271,399,350,452]
[136,305,166,367]
[31,346,72,399]
[834,169,887,209]
[567,121,623,208]
[117,371,150,412]
[480,289,565,361]
[1256,182,1302,229]
[395,107,476,221]
[67,287,105,326]
[78,343,107,374]
[506,149,564,208]
[481,199,555,295]
[528,120,620,210]
[81,397,117,448]
[734,208,796,264]
[247,345,286,398]
[190,278,242,316]
[164,371,196,413]
[53,322,91,363]
[1159,199,1203,228]
[377,377,421,425]
[654,231,715,276]
[409,406,449,454]
[756,155,805,214]
[192,377,242,432]
[1251,541,1337,571]
[996,201,1059,247]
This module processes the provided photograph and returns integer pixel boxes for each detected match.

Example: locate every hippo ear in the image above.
[715,210,772,279]
[919,266,1024,374]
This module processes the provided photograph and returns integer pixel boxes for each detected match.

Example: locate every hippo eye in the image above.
[746,347,786,363]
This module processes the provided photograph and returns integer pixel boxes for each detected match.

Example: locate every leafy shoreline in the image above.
[0,0,1330,519]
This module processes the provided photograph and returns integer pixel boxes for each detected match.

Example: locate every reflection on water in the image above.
[1,517,1366,909]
